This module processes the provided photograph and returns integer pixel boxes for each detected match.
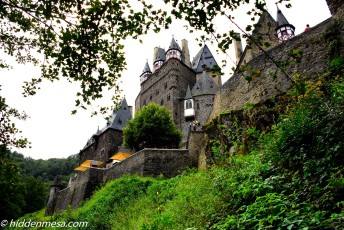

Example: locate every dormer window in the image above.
[184,99,195,118]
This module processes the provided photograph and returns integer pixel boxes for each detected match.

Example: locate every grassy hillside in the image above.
[19,76,344,229]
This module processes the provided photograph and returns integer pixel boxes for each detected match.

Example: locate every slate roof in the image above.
[184,85,193,99]
[82,98,132,149]
[142,60,151,74]
[191,71,218,96]
[276,6,295,30]
[154,47,166,63]
[167,36,182,52]
[191,45,219,73]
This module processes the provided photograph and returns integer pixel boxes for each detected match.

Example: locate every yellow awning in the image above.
[74,166,89,172]
[80,160,103,167]
[110,152,132,161]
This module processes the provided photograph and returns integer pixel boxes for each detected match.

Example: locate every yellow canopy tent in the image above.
[74,160,103,171]
[74,166,88,172]
[110,152,132,161]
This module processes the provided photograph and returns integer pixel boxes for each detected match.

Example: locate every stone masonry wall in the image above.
[326,0,344,16]
[142,149,194,178]
[103,151,145,182]
[54,168,103,212]
[211,17,336,119]
[79,129,123,164]
[50,148,196,214]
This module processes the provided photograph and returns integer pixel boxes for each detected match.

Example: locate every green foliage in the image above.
[0,146,26,220]
[0,94,29,148]
[123,103,182,151]
[16,78,344,230]
[9,152,79,183]
[0,0,172,115]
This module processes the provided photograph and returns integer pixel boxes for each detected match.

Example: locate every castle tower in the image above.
[276,5,295,42]
[181,39,191,68]
[153,47,166,72]
[166,36,182,61]
[184,85,195,119]
[140,60,152,84]
[191,68,218,126]
[45,175,65,216]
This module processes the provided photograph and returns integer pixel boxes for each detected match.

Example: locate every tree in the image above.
[0,0,172,116]
[0,146,25,220]
[123,103,182,151]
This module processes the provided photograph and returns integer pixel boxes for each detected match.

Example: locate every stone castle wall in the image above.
[53,168,103,212]
[48,148,197,214]
[326,0,344,16]
[79,129,123,164]
[211,17,336,120]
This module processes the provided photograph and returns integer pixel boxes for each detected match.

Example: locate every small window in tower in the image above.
[167,94,171,101]
[197,102,200,110]
[164,83,167,89]
[161,99,164,105]
[186,99,193,109]
[150,94,152,100]
[101,148,105,156]
[156,89,159,95]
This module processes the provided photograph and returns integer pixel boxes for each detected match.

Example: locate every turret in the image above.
[153,47,166,72]
[45,175,65,216]
[166,36,182,61]
[275,5,295,42]
[140,60,152,84]
[184,85,195,119]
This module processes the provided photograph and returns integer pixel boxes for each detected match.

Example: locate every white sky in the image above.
[0,0,331,159]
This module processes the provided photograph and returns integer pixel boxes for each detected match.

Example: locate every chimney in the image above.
[153,47,159,65]
[233,33,243,65]
[181,39,191,68]
[128,106,133,118]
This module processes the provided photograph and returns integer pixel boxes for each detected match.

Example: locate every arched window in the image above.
[185,99,193,109]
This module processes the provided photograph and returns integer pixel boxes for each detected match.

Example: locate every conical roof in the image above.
[142,60,151,74]
[191,45,219,73]
[184,85,193,99]
[276,5,295,30]
[167,36,181,52]
[154,47,166,63]
[191,71,218,96]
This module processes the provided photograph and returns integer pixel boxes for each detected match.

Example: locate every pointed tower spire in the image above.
[166,35,182,61]
[275,4,295,42]
[153,47,166,72]
[140,60,152,84]
[184,85,193,100]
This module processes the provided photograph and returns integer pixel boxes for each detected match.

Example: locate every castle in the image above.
[46,0,342,215]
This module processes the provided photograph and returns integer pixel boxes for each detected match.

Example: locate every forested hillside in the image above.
[9,152,79,182]
[0,149,78,220]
